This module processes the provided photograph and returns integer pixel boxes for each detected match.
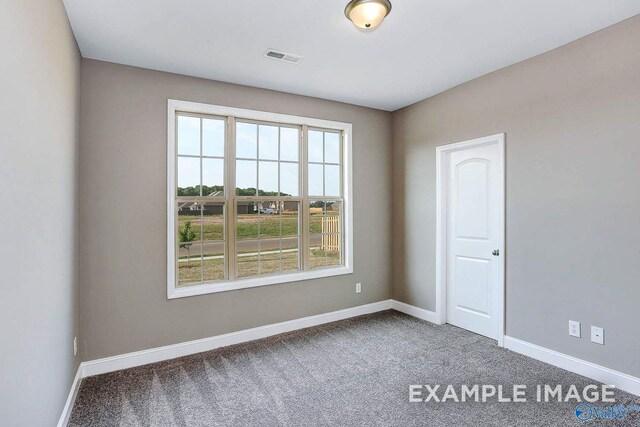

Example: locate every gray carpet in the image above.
[69,311,640,426]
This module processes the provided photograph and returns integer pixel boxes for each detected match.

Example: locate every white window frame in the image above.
[167,99,354,299]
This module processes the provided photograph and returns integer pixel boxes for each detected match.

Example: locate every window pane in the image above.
[308,163,323,196]
[259,249,281,275]
[325,164,340,197]
[202,158,224,196]
[237,240,259,278]
[178,248,203,285]
[235,202,301,278]
[258,161,278,195]
[177,202,203,286]
[260,201,279,274]
[177,116,200,156]
[308,130,324,163]
[236,204,258,240]
[258,125,279,160]
[236,160,257,196]
[201,202,225,241]
[178,157,200,194]
[280,202,300,271]
[323,202,342,237]
[268,202,299,275]
[280,127,299,161]
[325,234,342,267]
[309,201,324,268]
[281,202,300,273]
[308,201,343,270]
[310,247,327,269]
[309,201,324,234]
[201,202,225,282]
[236,122,257,159]
[281,202,299,237]
[281,245,300,272]
[258,201,280,237]
[324,132,340,164]
[203,118,224,157]
[280,162,298,197]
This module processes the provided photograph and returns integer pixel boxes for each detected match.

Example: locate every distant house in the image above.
[177,196,298,216]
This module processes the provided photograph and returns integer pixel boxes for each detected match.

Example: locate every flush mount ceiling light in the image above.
[344,0,392,30]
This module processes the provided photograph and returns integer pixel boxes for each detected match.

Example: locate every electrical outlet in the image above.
[355,283,362,293]
[569,320,581,338]
[591,326,604,345]
[73,337,78,356]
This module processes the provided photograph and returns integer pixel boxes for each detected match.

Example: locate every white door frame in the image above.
[435,133,505,347]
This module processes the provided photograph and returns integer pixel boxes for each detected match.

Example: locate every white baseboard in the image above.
[57,364,82,427]
[391,300,442,324]
[81,299,393,378]
[504,336,640,397]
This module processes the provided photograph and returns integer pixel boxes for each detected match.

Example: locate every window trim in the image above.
[167,99,354,299]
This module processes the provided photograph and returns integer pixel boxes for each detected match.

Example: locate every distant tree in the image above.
[178,221,197,266]
[177,185,224,197]
[177,186,289,198]
[235,187,258,196]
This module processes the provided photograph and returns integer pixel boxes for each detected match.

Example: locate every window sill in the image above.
[168,266,353,299]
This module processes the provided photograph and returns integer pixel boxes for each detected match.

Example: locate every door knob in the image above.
[492,249,500,256]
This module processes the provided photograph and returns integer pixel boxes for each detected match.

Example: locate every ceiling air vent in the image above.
[264,49,303,64]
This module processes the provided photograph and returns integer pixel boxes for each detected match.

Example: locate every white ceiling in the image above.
[63,0,639,111]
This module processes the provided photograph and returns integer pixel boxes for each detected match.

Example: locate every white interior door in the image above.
[444,136,504,340]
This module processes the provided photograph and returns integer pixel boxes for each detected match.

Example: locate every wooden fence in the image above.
[321,216,340,251]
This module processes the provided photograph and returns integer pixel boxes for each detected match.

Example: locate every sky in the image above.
[177,116,340,196]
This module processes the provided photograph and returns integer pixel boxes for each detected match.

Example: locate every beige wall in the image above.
[392,16,640,376]
[78,60,393,360]
[0,1,81,425]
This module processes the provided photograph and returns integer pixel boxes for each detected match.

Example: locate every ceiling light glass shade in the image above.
[345,0,392,30]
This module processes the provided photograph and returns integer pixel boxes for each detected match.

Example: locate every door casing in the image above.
[435,133,505,346]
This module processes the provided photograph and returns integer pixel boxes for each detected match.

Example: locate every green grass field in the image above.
[178,212,335,241]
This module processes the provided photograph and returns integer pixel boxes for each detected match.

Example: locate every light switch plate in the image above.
[591,326,604,345]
